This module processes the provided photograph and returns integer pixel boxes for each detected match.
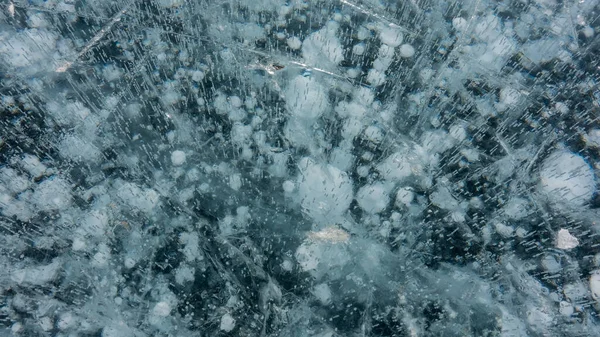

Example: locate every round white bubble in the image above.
[171,150,186,166]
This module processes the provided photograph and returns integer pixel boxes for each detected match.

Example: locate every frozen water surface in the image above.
[1,0,600,336]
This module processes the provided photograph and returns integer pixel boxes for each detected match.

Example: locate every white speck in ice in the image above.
[312,283,332,305]
[367,69,386,86]
[556,228,579,250]
[174,265,195,285]
[231,122,253,145]
[295,242,320,271]
[124,257,136,269]
[494,222,514,238]
[81,210,109,238]
[59,134,101,163]
[430,186,459,210]
[0,28,57,71]
[421,130,454,154]
[39,317,53,332]
[563,282,587,303]
[356,183,390,214]
[92,244,111,267]
[352,43,366,55]
[57,312,76,331]
[356,165,370,177]
[419,68,435,83]
[357,26,370,40]
[474,14,501,42]
[116,182,160,213]
[281,259,294,271]
[539,150,595,206]
[377,152,414,181]
[220,313,236,332]
[469,197,484,209]
[341,118,363,140]
[102,64,122,82]
[379,25,404,47]
[229,174,242,191]
[521,39,562,65]
[157,0,184,8]
[481,226,492,245]
[399,44,415,58]
[363,125,384,143]
[179,232,201,262]
[287,36,302,50]
[11,322,24,334]
[395,187,414,207]
[278,4,292,16]
[282,180,295,193]
[0,168,29,194]
[330,147,355,171]
[8,2,15,17]
[559,301,574,316]
[191,70,205,82]
[373,57,393,71]
[33,178,72,212]
[497,87,522,112]
[452,17,468,32]
[286,75,330,120]
[541,255,561,273]
[27,12,49,28]
[515,227,528,238]
[355,86,375,105]
[554,102,569,114]
[171,150,186,166]
[502,197,530,220]
[584,129,600,148]
[302,25,344,65]
[449,124,467,142]
[228,96,243,108]
[102,322,140,337]
[378,44,395,59]
[11,260,61,285]
[297,158,353,223]
[153,302,171,317]
[307,227,350,243]
[451,211,466,223]
[526,306,553,332]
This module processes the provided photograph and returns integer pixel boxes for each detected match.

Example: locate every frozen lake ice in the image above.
[1,0,600,336]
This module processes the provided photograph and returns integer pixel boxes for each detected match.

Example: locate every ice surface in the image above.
[1,0,600,336]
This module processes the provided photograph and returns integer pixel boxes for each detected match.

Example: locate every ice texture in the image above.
[1,0,600,336]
